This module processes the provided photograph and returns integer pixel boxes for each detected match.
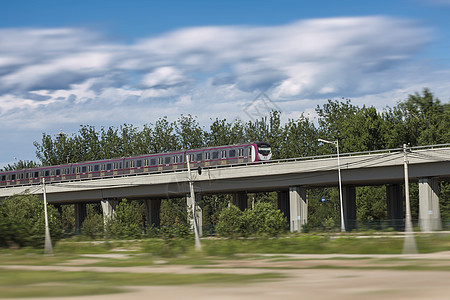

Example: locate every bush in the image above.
[81,213,104,239]
[105,199,143,239]
[0,193,62,248]
[216,205,244,237]
[216,202,287,237]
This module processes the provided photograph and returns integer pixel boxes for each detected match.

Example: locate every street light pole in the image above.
[402,144,418,254]
[318,138,346,232]
[41,178,53,255]
[186,155,202,251]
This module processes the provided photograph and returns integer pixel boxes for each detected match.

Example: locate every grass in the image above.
[1,233,449,298]
[0,269,283,298]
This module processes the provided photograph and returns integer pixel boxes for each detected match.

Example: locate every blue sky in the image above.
[1,0,450,168]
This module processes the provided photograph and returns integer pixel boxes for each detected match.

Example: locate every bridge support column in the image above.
[231,193,248,211]
[101,199,118,224]
[277,191,290,222]
[144,199,161,228]
[289,186,307,232]
[74,203,87,234]
[419,178,442,231]
[386,184,404,230]
[187,193,203,237]
[342,186,356,231]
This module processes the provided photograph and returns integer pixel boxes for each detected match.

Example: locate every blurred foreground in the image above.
[1,234,450,299]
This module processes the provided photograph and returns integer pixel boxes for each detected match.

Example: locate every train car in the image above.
[0,142,272,187]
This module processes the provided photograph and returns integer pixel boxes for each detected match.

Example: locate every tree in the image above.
[0,193,62,248]
[105,199,144,239]
[216,202,287,237]
[1,160,40,171]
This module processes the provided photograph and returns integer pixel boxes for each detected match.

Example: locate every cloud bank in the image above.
[0,16,437,133]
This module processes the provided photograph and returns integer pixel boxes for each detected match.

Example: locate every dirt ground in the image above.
[3,252,450,300]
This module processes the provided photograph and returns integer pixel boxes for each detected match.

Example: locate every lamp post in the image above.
[41,178,53,255]
[318,138,345,232]
[186,155,202,251]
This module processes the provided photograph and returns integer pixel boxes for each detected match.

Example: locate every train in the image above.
[0,142,272,187]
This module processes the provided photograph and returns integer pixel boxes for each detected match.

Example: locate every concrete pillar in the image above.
[342,186,356,231]
[386,184,404,230]
[231,193,248,211]
[101,199,118,224]
[74,203,87,234]
[144,199,161,228]
[419,178,442,231]
[187,193,203,237]
[277,190,290,222]
[289,186,307,232]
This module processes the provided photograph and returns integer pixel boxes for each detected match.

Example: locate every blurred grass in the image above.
[0,269,283,298]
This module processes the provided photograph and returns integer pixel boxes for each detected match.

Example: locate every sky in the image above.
[1,0,450,168]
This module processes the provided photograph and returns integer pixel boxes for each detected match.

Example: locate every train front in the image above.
[255,142,272,161]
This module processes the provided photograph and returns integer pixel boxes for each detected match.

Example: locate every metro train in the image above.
[0,142,272,187]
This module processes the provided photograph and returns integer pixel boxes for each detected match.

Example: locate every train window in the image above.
[158,157,163,165]
[125,161,130,169]
[150,158,157,166]
[188,154,194,162]
[196,153,202,161]
[106,163,112,170]
[11,174,16,181]
[221,150,227,159]
[56,169,61,176]
[205,152,211,160]
[34,171,39,178]
[212,151,219,159]
[93,165,99,172]
[238,148,244,156]
[173,156,179,163]
[81,166,87,173]
[25,173,29,179]
[137,160,142,167]
[130,161,135,168]
[229,149,236,157]
[249,147,252,156]
[1,175,5,181]
[164,156,171,164]
[44,170,50,177]
[19,173,24,180]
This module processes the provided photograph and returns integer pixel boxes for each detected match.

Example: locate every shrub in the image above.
[105,199,143,239]
[216,202,287,237]
[216,205,244,237]
[0,193,62,248]
[81,213,104,239]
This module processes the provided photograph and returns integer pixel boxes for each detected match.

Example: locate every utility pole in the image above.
[402,144,418,254]
[186,155,202,251]
[318,138,345,232]
[42,178,53,255]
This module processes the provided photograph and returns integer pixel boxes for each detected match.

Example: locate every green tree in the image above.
[216,204,244,237]
[105,199,144,239]
[1,160,40,171]
[81,204,104,239]
[0,193,62,248]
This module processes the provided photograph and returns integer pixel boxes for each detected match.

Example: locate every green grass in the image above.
[0,269,283,298]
